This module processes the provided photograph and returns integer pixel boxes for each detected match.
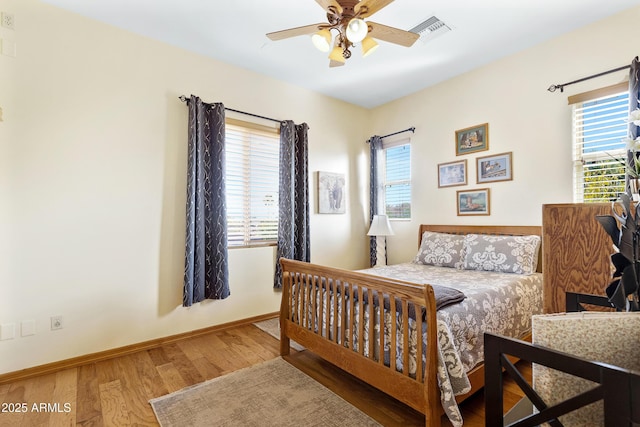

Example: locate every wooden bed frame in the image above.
[279,224,543,427]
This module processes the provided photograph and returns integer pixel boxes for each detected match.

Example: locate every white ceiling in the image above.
[42,0,639,108]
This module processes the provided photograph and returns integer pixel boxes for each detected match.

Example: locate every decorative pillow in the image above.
[413,231,465,268]
[462,234,541,274]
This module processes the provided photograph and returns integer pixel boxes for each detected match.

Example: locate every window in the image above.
[225,118,280,247]
[572,83,629,203]
[382,139,411,219]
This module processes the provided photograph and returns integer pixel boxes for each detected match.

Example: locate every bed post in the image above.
[280,267,291,356]
[423,285,439,427]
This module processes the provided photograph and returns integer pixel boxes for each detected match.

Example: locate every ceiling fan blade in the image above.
[368,22,419,47]
[315,0,343,13]
[329,59,345,68]
[267,23,325,41]
[267,24,327,41]
[355,0,394,18]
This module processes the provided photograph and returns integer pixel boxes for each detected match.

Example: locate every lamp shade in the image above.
[311,29,332,52]
[367,214,394,236]
[346,18,368,43]
[328,45,346,63]
[361,36,378,58]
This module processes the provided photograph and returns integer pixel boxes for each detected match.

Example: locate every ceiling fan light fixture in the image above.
[266,0,418,68]
[328,45,346,63]
[311,29,332,52]
[361,36,378,58]
[346,18,368,43]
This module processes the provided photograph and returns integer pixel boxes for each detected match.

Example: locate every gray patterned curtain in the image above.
[368,136,383,267]
[627,57,640,194]
[274,121,310,288]
[183,96,230,306]
[630,57,639,140]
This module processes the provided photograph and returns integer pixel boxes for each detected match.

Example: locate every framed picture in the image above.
[318,171,346,214]
[438,159,467,188]
[455,123,489,156]
[476,151,513,183]
[456,188,490,216]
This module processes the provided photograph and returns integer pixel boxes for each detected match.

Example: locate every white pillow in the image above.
[413,231,465,269]
[462,234,541,274]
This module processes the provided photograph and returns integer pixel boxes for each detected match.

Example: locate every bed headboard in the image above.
[418,224,543,273]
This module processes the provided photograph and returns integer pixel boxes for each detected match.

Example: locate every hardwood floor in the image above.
[0,321,530,427]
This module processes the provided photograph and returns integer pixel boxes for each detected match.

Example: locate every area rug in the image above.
[149,357,381,427]
[253,317,305,351]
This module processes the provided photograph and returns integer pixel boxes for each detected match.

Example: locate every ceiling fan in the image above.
[266,0,419,67]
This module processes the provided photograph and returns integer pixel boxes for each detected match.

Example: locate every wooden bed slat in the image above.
[378,294,384,367]
[390,296,397,372]
[348,281,355,351]
[340,280,347,346]
[367,288,375,360]
[357,285,364,356]
[402,300,410,379]
[416,308,424,385]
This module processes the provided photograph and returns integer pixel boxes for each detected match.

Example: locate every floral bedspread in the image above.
[360,263,543,426]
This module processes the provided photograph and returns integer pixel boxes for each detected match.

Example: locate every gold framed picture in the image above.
[455,123,489,156]
[476,151,513,183]
[456,188,490,216]
[438,159,467,188]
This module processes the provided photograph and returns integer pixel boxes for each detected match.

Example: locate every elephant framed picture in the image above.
[318,171,346,214]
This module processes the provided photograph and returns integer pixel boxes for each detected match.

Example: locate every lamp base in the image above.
[374,236,387,267]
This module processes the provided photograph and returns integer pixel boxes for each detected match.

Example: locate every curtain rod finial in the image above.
[547,84,565,93]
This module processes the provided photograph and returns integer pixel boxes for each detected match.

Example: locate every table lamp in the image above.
[367,214,394,267]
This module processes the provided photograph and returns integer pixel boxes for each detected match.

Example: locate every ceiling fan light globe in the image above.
[328,46,346,63]
[311,29,332,52]
[346,18,368,43]
[361,37,378,57]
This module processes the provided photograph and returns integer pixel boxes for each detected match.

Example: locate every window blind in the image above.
[573,90,629,203]
[383,140,411,219]
[225,119,280,247]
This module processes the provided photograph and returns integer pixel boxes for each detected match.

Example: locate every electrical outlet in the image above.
[1,12,14,30]
[50,316,63,330]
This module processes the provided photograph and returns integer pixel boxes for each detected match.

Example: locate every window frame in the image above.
[571,82,629,203]
[225,118,280,248]
[381,138,412,220]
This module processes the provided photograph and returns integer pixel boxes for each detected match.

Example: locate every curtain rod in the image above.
[367,126,416,143]
[547,64,631,93]
[178,95,283,124]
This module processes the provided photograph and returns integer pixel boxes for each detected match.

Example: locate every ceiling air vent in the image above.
[409,16,451,43]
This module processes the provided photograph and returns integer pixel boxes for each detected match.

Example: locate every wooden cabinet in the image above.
[542,203,613,313]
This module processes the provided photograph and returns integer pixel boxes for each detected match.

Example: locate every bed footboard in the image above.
[279,258,439,426]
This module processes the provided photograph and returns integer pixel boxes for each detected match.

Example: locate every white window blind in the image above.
[572,88,628,203]
[383,139,411,219]
[225,119,280,247]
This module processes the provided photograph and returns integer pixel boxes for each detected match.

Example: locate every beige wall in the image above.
[1,0,638,374]
[372,6,639,264]
[0,0,370,374]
